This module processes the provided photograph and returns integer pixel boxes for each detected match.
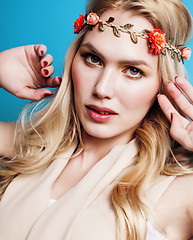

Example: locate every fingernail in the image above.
[167,81,174,88]
[43,69,49,75]
[43,61,48,67]
[58,77,62,82]
[41,51,44,56]
[171,112,173,121]
[44,92,53,97]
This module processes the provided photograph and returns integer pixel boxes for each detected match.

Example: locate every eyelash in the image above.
[80,52,102,66]
[80,52,144,79]
[122,67,144,79]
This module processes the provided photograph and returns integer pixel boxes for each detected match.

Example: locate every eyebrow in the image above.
[79,42,152,69]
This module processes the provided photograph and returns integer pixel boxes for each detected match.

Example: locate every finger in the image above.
[167,80,193,120]
[46,76,62,87]
[16,87,53,101]
[34,44,47,57]
[40,54,54,68]
[170,113,193,151]
[175,76,193,103]
[41,65,55,77]
[157,94,179,121]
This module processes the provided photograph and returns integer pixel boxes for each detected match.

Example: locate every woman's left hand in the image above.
[158,76,193,151]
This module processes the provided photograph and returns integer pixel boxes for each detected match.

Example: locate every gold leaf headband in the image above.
[73,13,191,62]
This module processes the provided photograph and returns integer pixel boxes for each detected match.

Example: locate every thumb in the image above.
[170,113,186,141]
[170,113,193,150]
[15,87,53,101]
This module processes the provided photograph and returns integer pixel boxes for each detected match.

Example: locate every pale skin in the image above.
[0,44,61,158]
[1,10,193,239]
[0,44,61,100]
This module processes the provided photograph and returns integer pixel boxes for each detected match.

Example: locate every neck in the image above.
[75,130,134,166]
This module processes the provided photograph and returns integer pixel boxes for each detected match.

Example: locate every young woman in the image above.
[0,0,193,239]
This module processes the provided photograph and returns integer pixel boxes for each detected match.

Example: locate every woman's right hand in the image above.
[0,44,61,101]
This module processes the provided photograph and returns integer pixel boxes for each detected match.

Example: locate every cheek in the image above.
[71,56,96,96]
[71,59,83,92]
[71,59,89,99]
[119,80,159,110]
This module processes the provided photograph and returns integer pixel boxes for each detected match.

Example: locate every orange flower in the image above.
[87,13,100,25]
[74,14,85,34]
[148,29,166,54]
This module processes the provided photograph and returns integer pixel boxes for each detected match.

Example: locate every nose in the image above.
[92,67,115,99]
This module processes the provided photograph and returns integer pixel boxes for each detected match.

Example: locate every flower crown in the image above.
[73,13,191,62]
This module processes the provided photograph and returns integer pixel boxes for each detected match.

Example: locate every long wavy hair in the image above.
[0,0,192,239]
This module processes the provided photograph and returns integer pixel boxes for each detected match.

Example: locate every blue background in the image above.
[0,0,192,121]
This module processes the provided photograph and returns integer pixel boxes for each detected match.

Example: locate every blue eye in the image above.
[130,67,140,75]
[81,52,102,66]
[85,54,101,65]
[122,66,144,79]
[90,55,100,64]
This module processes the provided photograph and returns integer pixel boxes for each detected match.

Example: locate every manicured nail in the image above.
[43,69,49,75]
[58,77,62,82]
[41,51,44,56]
[171,112,173,121]
[43,61,48,67]
[44,92,53,97]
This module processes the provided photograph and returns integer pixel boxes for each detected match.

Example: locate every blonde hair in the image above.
[0,0,192,239]
[0,31,86,198]
[86,0,193,239]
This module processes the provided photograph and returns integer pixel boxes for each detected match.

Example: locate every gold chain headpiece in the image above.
[73,13,191,62]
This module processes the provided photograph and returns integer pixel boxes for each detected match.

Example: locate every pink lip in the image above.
[86,105,118,123]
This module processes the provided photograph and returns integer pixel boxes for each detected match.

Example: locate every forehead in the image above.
[82,9,158,66]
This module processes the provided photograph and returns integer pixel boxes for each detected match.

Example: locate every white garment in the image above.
[0,139,173,240]
[146,221,167,240]
[48,199,167,239]
[48,198,57,206]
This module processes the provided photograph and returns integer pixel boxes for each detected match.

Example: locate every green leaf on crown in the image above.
[171,50,175,59]
[106,17,115,24]
[177,52,182,62]
[120,23,134,30]
[130,32,138,43]
[161,48,167,56]
[141,29,151,36]
[99,22,105,31]
[113,26,121,37]
[168,38,174,46]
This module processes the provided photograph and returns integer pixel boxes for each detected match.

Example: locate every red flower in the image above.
[148,29,166,54]
[74,14,85,34]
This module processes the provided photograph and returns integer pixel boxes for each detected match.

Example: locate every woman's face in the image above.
[71,9,160,144]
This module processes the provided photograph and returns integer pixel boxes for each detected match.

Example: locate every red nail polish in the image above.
[43,61,48,67]
[44,92,53,97]
[43,69,49,75]
[41,51,44,56]
[171,112,173,121]
[58,77,62,82]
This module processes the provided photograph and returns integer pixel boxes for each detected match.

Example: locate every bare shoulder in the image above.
[175,174,193,227]
[153,174,193,239]
[0,122,16,158]
[169,174,193,206]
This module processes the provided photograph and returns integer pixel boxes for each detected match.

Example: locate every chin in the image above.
[84,128,114,139]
